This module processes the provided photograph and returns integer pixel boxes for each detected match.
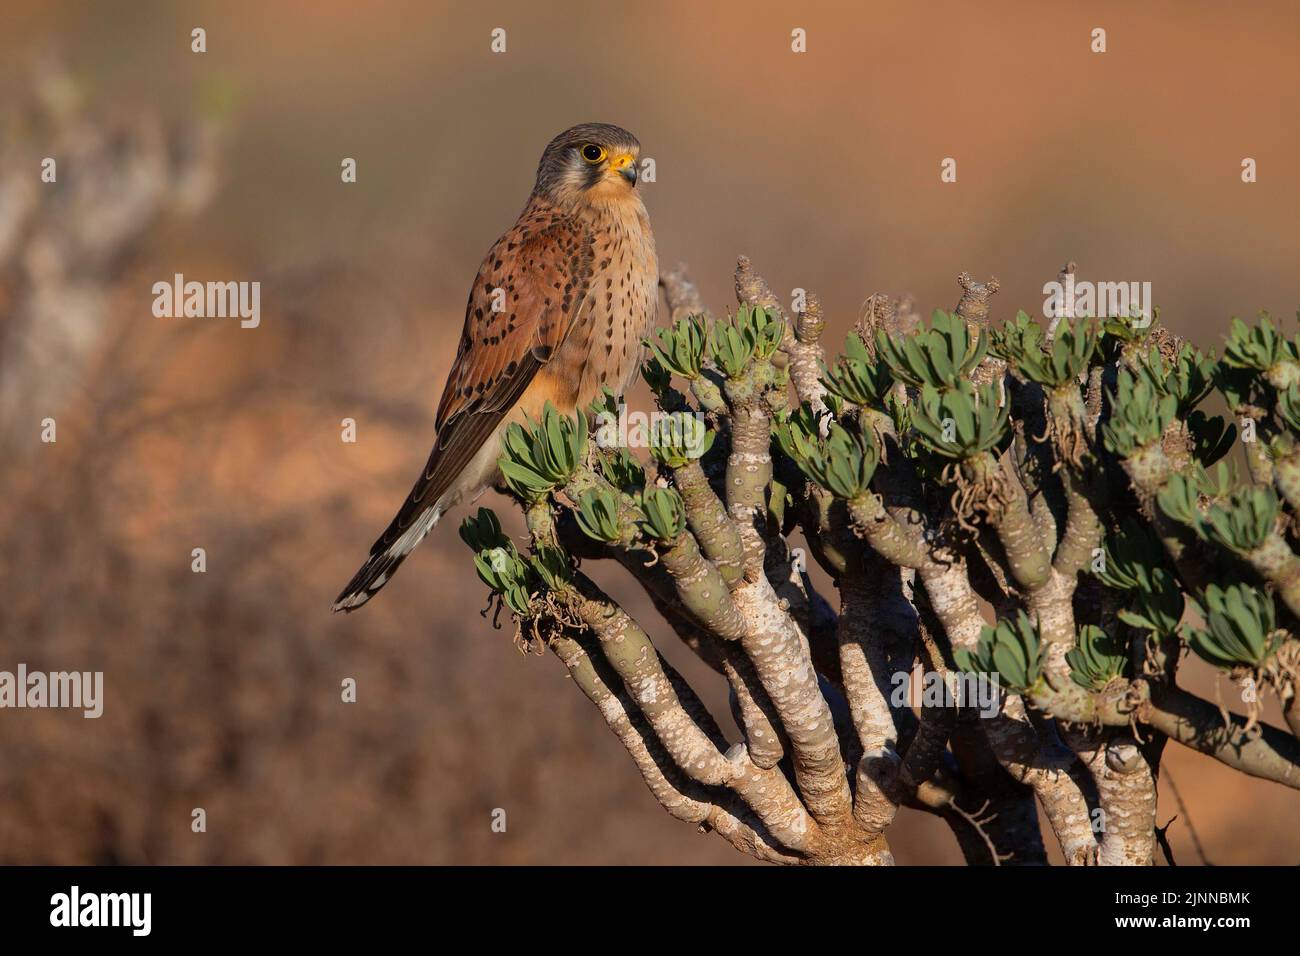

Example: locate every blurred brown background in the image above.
[0,0,1297,864]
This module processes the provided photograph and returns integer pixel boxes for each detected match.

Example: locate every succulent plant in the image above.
[1157,461,1247,533]
[876,310,988,391]
[595,446,646,491]
[993,311,1097,388]
[499,403,588,503]
[649,412,715,468]
[647,313,708,380]
[1094,518,1168,592]
[820,332,894,408]
[774,412,880,501]
[989,309,1039,364]
[1117,567,1185,635]
[438,258,1300,865]
[529,543,574,594]
[909,380,1009,460]
[638,486,688,542]
[1279,384,1300,433]
[708,304,783,377]
[1101,368,1178,458]
[953,612,1044,694]
[1184,583,1285,670]
[735,302,785,361]
[588,385,620,421]
[1093,518,1186,633]
[574,486,624,543]
[1221,314,1300,390]
[459,508,534,616]
[1067,625,1132,690]
[1199,486,1280,554]
[1134,343,1216,414]
[1101,309,1156,351]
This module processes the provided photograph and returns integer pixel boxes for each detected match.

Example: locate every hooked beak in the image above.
[610,153,638,186]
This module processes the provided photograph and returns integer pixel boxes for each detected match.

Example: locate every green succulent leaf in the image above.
[529,543,574,593]
[595,446,646,491]
[1094,518,1168,591]
[706,304,784,378]
[1221,314,1300,390]
[953,611,1044,695]
[1200,486,1279,554]
[993,312,1097,388]
[647,314,708,379]
[709,322,755,377]
[1116,567,1185,635]
[820,332,894,408]
[638,486,688,541]
[1157,462,1244,533]
[459,506,506,552]
[1183,583,1284,670]
[1101,368,1178,458]
[459,508,534,616]
[1134,343,1216,414]
[648,412,715,468]
[574,487,623,543]
[990,310,1040,363]
[587,386,620,422]
[910,380,1008,460]
[774,411,880,500]
[734,303,785,361]
[499,403,589,503]
[875,310,988,391]
[1278,384,1300,433]
[1066,625,1131,690]
[1156,470,1204,528]
[1101,309,1156,349]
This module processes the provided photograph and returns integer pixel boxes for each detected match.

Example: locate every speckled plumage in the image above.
[335,123,656,611]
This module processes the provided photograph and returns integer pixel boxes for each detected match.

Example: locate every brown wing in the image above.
[333,200,596,611]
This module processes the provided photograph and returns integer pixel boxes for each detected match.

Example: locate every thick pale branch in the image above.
[985,696,1099,865]
[1035,677,1300,788]
[569,578,737,787]
[567,574,828,851]
[838,571,902,834]
[725,399,774,571]
[731,571,857,825]
[1064,727,1156,866]
[672,457,745,588]
[549,630,800,864]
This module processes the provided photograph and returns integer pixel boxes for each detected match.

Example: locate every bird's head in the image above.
[534,123,642,207]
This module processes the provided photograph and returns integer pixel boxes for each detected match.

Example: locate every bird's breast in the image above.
[555,204,657,411]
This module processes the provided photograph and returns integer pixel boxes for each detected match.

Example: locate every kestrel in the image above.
[333,123,657,611]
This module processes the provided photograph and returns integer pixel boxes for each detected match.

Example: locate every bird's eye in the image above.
[581,144,606,164]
